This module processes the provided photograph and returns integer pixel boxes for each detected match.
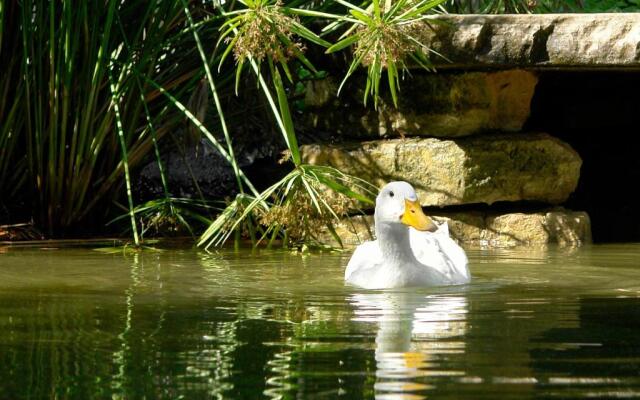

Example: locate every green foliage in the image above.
[0,0,210,235]
[111,197,217,239]
[198,165,376,250]
[217,0,330,84]
[327,0,447,108]
[181,0,251,197]
[444,0,640,13]
[445,0,542,13]
[109,70,140,246]
[0,0,450,248]
[574,0,640,12]
[196,0,385,249]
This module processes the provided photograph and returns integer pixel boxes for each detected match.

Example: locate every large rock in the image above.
[320,209,592,248]
[421,14,640,68]
[301,133,581,207]
[300,70,537,138]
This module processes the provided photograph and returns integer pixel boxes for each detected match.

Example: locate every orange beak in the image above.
[400,199,437,232]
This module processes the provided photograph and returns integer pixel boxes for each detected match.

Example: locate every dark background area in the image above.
[526,70,640,243]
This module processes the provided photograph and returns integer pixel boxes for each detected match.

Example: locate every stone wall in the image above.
[421,14,640,69]
[302,133,581,207]
[296,13,640,247]
[302,70,538,138]
[317,209,591,248]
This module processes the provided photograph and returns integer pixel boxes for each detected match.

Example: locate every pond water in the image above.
[1,244,640,399]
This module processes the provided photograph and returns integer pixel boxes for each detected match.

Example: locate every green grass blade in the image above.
[373,0,381,19]
[108,70,140,246]
[288,20,331,47]
[271,63,301,165]
[386,0,409,20]
[286,8,360,24]
[349,9,374,24]
[142,75,261,199]
[277,31,318,73]
[386,56,399,107]
[325,222,344,248]
[217,34,240,72]
[334,0,370,14]
[308,166,375,205]
[181,0,246,195]
[325,32,361,53]
[396,0,447,20]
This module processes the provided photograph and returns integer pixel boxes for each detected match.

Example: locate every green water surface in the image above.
[1,244,640,399]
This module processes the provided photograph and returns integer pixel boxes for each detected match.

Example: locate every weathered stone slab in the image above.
[301,70,537,138]
[320,209,591,248]
[421,14,640,69]
[301,133,581,207]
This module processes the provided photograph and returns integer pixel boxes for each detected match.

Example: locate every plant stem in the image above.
[109,69,140,247]
[181,0,245,193]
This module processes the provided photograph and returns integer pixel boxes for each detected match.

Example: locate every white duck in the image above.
[345,181,470,289]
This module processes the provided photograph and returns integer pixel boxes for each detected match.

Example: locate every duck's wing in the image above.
[345,240,384,287]
[409,222,471,284]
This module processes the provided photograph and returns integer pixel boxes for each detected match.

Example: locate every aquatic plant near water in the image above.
[0,0,214,236]
[198,164,375,250]
[326,0,448,108]
[197,0,378,250]
[1,0,447,246]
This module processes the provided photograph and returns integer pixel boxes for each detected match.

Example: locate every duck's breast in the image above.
[409,223,470,284]
[345,241,399,289]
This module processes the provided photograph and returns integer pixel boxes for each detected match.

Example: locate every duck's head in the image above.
[375,181,437,232]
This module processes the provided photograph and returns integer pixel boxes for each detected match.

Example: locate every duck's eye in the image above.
[389,191,394,198]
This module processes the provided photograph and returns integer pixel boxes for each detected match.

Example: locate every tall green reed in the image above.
[0,0,212,236]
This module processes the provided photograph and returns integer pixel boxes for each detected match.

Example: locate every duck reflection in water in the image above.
[349,290,468,399]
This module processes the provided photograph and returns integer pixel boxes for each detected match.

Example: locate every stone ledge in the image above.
[320,209,592,248]
[302,70,537,138]
[301,133,582,207]
[421,14,640,69]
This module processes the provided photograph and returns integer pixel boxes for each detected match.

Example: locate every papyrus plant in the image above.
[327,0,447,108]
[197,0,377,249]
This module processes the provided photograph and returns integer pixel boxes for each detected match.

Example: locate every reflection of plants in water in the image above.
[111,253,142,396]
[114,252,242,397]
